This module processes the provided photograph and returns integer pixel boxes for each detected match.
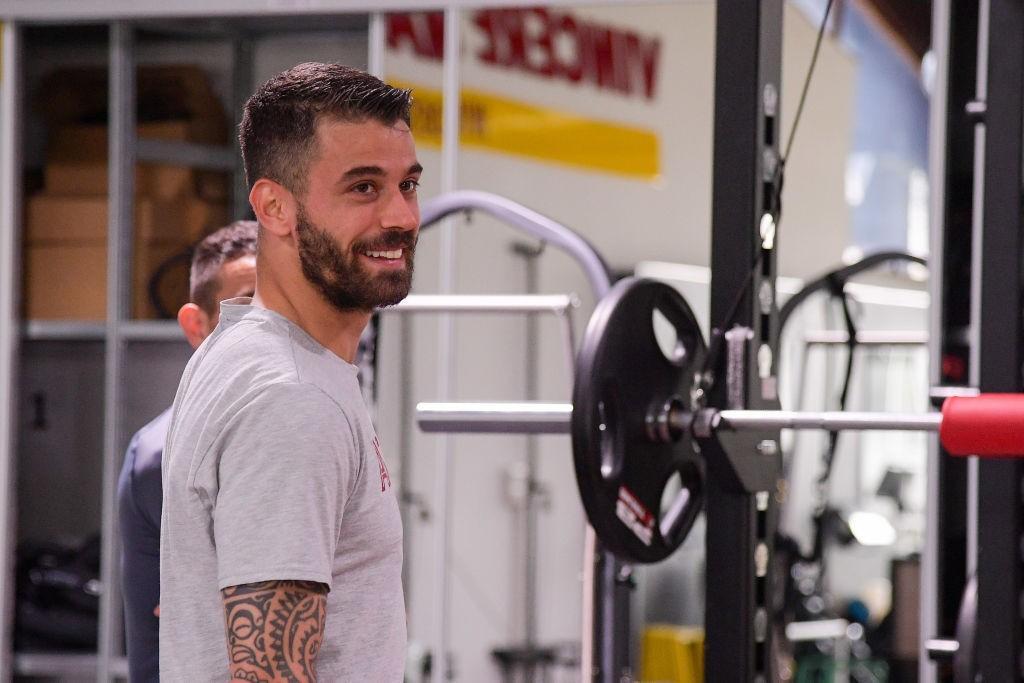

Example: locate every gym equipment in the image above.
[418,277,1024,564]
[571,278,706,563]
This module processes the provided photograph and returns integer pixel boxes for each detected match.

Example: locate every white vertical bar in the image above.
[921,0,951,678]
[100,21,135,682]
[367,12,386,78]
[0,21,23,683]
[431,7,460,683]
[966,0,990,583]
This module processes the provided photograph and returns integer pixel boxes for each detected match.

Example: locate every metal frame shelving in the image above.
[0,20,25,683]
[0,15,275,682]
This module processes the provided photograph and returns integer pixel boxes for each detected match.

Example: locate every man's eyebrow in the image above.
[341,165,386,180]
[339,163,423,181]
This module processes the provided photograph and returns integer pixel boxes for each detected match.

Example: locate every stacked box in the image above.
[23,195,227,320]
[24,66,233,320]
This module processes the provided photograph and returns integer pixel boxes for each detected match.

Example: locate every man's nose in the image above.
[381,191,419,232]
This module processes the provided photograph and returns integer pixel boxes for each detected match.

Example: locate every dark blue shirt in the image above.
[116,408,170,683]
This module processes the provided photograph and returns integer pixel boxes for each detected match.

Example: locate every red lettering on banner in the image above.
[387,9,660,101]
[626,32,660,99]
[474,10,499,64]
[555,14,583,83]
[587,27,617,92]
[525,9,556,77]
[387,12,444,60]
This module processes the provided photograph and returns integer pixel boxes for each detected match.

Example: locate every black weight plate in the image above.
[572,277,706,563]
[953,575,976,683]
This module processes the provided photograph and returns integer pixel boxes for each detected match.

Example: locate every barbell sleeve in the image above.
[416,402,573,434]
[713,410,942,433]
[415,394,1024,457]
[939,394,1024,457]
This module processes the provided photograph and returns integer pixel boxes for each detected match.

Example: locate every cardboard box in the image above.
[37,65,228,144]
[45,160,195,200]
[47,121,223,164]
[44,162,194,200]
[23,240,190,320]
[25,194,226,245]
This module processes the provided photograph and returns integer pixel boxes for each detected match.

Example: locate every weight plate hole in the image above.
[598,392,623,481]
[659,471,691,541]
[652,306,688,366]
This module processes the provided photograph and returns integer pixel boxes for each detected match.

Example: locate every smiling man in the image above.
[159,64,419,682]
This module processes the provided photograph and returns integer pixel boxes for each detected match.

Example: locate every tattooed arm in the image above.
[222,580,328,683]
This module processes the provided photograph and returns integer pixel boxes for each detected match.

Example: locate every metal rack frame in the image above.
[705,1,783,679]
[0,21,25,683]
[0,16,325,681]
[924,1,1024,681]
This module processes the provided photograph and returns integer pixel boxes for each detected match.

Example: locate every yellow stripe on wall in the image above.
[390,78,660,180]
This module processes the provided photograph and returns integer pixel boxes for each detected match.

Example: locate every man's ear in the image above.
[249,178,295,238]
[177,303,211,349]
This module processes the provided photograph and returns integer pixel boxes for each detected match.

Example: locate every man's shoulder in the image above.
[127,408,172,477]
[134,408,172,453]
[191,315,303,390]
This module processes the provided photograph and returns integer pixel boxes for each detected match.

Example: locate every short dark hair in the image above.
[190,220,258,315]
[239,62,412,194]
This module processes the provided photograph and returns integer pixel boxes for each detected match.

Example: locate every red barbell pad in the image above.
[941,394,1024,456]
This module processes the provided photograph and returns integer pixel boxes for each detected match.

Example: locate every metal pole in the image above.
[802,330,928,346]
[0,21,23,683]
[231,35,254,220]
[418,402,573,434]
[100,21,136,682]
[966,0,990,586]
[972,0,1024,676]
[367,12,385,78]
[431,7,460,683]
[398,314,417,622]
[415,403,946,436]
[715,410,943,433]
[387,293,577,314]
[923,3,952,679]
[511,241,544,653]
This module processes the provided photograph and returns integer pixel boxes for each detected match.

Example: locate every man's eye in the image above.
[400,179,420,193]
[353,182,376,194]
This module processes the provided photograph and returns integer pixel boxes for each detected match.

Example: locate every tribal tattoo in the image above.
[222,580,328,683]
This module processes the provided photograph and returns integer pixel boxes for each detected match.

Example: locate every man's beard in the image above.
[295,206,416,312]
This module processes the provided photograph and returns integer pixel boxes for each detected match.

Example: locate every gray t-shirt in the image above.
[159,299,405,682]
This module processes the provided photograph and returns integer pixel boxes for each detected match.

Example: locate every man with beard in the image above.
[159,63,420,682]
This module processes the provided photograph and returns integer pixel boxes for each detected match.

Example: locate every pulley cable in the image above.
[698,0,835,399]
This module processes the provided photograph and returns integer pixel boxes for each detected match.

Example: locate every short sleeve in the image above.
[211,383,354,591]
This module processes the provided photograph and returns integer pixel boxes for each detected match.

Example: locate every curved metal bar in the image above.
[779,250,927,329]
[420,190,613,298]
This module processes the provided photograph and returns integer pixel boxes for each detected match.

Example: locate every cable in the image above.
[783,0,836,166]
[817,286,857,489]
[700,1,835,397]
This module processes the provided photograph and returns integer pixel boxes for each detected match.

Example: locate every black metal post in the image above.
[707,1,783,681]
[973,0,1024,679]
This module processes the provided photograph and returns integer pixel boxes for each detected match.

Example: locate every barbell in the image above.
[417,277,1024,563]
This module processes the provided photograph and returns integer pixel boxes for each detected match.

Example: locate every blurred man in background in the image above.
[117,220,257,682]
